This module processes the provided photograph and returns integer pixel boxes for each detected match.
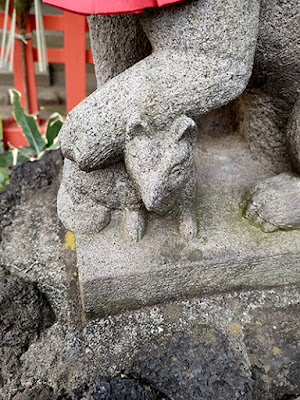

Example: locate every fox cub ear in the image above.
[172,116,198,145]
[126,114,151,141]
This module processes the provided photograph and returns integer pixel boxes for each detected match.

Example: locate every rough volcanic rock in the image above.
[0,150,79,321]
[131,329,252,400]
[0,268,55,390]
[56,376,166,400]
[244,305,300,400]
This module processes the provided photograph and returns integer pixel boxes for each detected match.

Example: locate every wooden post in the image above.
[24,18,39,114]
[13,29,26,108]
[1,11,93,146]
[64,11,86,112]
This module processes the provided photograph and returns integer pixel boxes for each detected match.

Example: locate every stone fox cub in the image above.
[58,116,198,241]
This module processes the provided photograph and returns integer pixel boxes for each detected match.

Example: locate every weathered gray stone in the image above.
[124,116,197,216]
[131,329,253,399]
[244,304,300,400]
[0,269,55,391]
[237,91,291,174]
[12,385,54,400]
[59,0,260,171]
[245,172,300,232]
[244,95,300,232]
[58,115,198,241]
[57,0,261,297]
[2,281,300,399]
[55,0,300,316]
[4,2,300,397]
[287,96,300,174]
[74,128,300,316]
[58,159,146,241]
[237,0,300,172]
[231,0,300,235]
[0,151,79,323]
[253,0,300,107]
[87,14,151,87]
[58,375,165,400]
[1,156,300,399]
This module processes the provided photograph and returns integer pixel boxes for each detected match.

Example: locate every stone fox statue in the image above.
[56,0,261,239]
[59,0,260,172]
[58,116,198,241]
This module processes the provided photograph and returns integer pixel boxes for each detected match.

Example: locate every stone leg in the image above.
[59,0,260,171]
[245,97,300,232]
[57,185,111,234]
[123,208,147,242]
[87,14,151,87]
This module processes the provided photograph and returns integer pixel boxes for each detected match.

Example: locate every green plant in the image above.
[0,89,64,191]
[0,117,10,190]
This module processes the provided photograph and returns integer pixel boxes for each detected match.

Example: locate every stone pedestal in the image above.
[76,130,300,317]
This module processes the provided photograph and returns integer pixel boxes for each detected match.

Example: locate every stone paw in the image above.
[123,209,147,242]
[57,185,111,234]
[245,172,300,232]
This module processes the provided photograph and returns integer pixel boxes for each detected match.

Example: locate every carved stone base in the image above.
[75,132,300,317]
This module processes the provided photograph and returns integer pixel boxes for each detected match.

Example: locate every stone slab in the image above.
[76,131,300,317]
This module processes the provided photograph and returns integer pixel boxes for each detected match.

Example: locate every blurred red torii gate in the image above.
[0,10,93,147]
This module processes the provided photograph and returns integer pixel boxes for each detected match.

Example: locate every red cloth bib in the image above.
[43,0,186,15]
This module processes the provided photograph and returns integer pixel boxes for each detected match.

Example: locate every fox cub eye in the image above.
[170,165,182,176]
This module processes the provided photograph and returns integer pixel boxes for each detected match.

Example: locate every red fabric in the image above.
[43,0,186,15]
